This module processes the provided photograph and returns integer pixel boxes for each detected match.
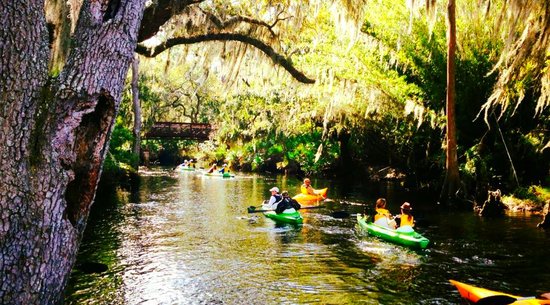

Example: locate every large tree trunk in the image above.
[0,0,145,304]
[440,0,460,203]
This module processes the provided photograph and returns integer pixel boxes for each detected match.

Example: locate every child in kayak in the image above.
[395,202,415,233]
[275,191,301,214]
[374,198,397,229]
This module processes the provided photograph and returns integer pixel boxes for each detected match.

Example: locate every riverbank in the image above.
[503,185,550,213]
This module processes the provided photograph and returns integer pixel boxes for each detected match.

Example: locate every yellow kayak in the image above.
[292,188,328,205]
[450,280,550,305]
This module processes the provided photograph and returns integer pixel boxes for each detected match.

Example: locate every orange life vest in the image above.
[400,214,414,227]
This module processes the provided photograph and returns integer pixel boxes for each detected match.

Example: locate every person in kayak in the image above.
[275,191,301,214]
[373,198,397,229]
[301,178,316,195]
[265,187,283,210]
[398,202,414,226]
[395,202,415,233]
[218,163,228,174]
[206,163,217,173]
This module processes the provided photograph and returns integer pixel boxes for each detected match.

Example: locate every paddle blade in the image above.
[476,295,517,305]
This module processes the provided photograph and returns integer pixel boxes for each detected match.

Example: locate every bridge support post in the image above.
[142,148,150,167]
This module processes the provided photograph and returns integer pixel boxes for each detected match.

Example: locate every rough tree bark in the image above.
[0,0,145,304]
[440,0,461,203]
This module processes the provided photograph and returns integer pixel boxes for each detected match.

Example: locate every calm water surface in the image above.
[65,168,550,304]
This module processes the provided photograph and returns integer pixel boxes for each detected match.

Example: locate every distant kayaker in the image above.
[218,163,228,174]
[301,178,316,195]
[206,163,217,173]
[265,187,282,210]
[374,198,397,229]
[275,191,301,214]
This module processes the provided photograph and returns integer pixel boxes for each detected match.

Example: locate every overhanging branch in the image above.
[135,33,315,84]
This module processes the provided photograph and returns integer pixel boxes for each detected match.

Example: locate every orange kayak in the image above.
[292,188,328,205]
[450,280,550,305]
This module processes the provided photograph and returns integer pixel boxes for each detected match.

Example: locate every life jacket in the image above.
[374,208,392,222]
[275,197,293,214]
[301,184,315,195]
[271,194,282,205]
[400,214,414,227]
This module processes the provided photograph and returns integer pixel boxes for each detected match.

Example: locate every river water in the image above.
[65,168,550,304]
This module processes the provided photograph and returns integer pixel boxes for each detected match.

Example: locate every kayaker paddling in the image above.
[373,198,397,229]
[260,187,304,224]
[206,163,217,173]
[395,202,415,233]
[301,178,316,195]
[265,187,282,210]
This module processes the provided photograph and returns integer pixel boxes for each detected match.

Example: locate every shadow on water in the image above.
[65,169,550,305]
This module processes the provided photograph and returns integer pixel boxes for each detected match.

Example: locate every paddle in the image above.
[476,295,549,305]
[247,205,325,213]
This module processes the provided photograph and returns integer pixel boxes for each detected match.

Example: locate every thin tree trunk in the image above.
[131,54,142,166]
[441,0,460,202]
[0,1,145,303]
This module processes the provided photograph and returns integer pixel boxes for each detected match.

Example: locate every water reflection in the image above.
[65,168,550,305]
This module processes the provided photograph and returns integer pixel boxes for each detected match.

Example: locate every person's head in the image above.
[223,163,227,167]
[281,191,289,197]
[400,202,412,213]
[304,178,311,185]
[269,187,279,194]
[375,198,386,209]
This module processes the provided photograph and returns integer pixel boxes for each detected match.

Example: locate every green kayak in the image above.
[203,172,235,178]
[264,210,303,224]
[356,214,429,249]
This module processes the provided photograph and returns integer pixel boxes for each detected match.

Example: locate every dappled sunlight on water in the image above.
[65,169,550,305]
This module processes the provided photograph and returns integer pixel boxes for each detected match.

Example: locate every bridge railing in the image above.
[143,122,212,140]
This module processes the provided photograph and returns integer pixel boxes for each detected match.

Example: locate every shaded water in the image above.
[65,168,550,304]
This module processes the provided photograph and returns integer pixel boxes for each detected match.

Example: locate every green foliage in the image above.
[104,118,138,172]
[512,186,550,205]
[113,0,548,190]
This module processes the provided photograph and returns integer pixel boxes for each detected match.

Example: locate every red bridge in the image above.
[143,122,212,140]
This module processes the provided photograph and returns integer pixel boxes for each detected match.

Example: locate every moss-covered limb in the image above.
[136,33,315,84]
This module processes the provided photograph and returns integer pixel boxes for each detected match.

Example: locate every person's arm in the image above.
[307,186,316,195]
[267,196,277,208]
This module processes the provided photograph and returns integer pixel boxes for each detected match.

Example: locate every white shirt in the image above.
[266,194,281,209]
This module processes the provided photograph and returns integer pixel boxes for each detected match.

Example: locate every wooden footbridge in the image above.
[143,122,212,140]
